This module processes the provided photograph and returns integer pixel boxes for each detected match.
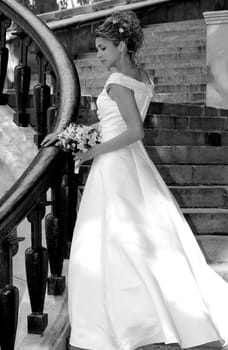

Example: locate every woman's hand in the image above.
[73,145,100,166]
[41,132,59,147]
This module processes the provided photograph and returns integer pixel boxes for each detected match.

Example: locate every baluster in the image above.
[0,14,11,105]
[26,203,48,334]
[64,154,78,258]
[47,70,58,133]
[13,33,31,126]
[33,51,51,147]
[45,167,66,295]
[0,230,19,350]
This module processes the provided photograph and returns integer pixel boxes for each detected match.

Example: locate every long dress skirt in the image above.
[68,139,228,350]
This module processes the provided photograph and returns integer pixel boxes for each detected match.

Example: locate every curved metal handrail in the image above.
[0,0,81,241]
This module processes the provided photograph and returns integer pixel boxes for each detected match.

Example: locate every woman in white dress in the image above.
[42,10,228,350]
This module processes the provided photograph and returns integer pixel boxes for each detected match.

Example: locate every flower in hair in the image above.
[119,27,124,33]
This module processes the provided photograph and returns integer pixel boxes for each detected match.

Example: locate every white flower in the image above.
[119,27,124,33]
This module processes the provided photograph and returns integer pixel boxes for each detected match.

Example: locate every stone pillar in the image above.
[204,10,228,109]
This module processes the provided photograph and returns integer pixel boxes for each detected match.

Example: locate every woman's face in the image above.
[95,37,121,69]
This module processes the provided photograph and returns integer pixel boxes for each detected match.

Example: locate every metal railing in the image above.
[0,1,80,348]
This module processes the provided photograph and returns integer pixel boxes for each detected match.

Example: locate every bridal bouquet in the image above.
[56,123,101,173]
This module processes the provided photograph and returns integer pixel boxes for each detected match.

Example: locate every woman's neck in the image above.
[111,60,139,77]
[113,66,142,81]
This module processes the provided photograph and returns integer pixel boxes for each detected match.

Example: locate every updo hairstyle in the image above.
[95,10,143,62]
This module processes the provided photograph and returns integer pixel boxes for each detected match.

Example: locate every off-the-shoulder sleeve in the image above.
[104,72,135,91]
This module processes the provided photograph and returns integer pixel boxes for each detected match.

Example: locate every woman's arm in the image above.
[76,83,144,164]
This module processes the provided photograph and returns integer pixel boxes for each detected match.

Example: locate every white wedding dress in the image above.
[68,72,228,350]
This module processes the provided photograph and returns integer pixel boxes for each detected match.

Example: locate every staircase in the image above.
[75,19,207,104]
[143,101,228,284]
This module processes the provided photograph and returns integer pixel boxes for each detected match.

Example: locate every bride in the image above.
[42,10,228,350]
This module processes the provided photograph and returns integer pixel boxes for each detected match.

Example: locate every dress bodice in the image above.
[96,72,154,142]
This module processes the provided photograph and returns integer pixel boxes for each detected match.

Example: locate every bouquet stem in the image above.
[74,159,80,174]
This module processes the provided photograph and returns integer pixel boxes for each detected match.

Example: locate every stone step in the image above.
[157,165,228,185]
[154,84,206,94]
[147,66,207,81]
[144,25,206,42]
[145,146,228,165]
[143,58,205,70]
[76,74,207,100]
[76,68,205,89]
[76,66,207,85]
[153,73,207,85]
[151,92,205,104]
[79,83,206,96]
[77,76,206,95]
[78,164,228,186]
[143,36,206,49]
[143,19,205,33]
[75,57,100,67]
[143,21,206,34]
[76,65,207,79]
[196,235,228,263]
[77,168,228,234]
[141,52,206,65]
[144,130,228,146]
[147,102,228,117]
[143,38,206,53]
[169,186,228,209]
[144,114,227,131]
[183,208,228,235]
[77,163,228,207]
[139,45,206,56]
[79,100,228,122]
[79,86,206,101]
[142,38,206,50]
[76,52,205,69]
[143,33,206,48]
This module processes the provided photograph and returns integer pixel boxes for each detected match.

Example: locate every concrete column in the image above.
[203,10,228,109]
